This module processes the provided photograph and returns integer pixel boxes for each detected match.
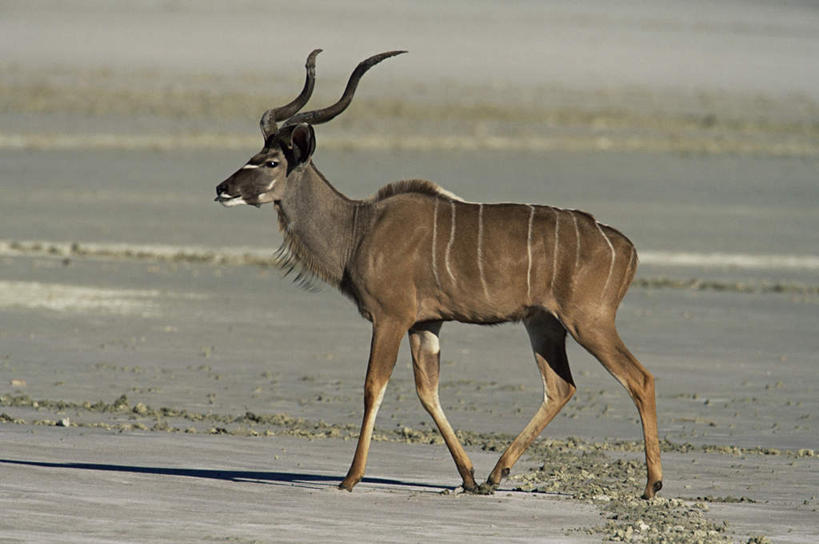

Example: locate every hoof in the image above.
[460,482,478,494]
[459,468,479,493]
[338,477,358,492]
[467,481,496,495]
[641,480,663,500]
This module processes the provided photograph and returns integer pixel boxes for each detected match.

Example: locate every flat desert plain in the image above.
[1,2,818,543]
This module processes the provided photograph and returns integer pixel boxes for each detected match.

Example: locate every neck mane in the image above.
[274,171,462,290]
[275,163,360,288]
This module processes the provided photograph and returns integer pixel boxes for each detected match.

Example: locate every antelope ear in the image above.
[290,124,316,168]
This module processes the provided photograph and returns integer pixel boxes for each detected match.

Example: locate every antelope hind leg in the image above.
[568,316,663,499]
[481,312,576,493]
[409,321,479,491]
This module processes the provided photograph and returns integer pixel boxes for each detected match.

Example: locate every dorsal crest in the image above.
[372,179,464,202]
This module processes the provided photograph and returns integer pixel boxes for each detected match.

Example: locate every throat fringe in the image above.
[274,212,343,291]
[273,241,323,291]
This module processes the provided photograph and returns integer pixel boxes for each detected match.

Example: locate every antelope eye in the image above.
[265,160,279,168]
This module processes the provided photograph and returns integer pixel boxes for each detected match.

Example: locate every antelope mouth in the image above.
[215,193,248,207]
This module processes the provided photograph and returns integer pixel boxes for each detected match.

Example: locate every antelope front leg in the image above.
[339,319,406,491]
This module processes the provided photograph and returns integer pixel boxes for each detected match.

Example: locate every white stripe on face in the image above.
[218,193,248,207]
[241,164,260,170]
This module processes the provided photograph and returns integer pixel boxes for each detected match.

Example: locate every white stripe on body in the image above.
[571,212,581,270]
[431,199,441,289]
[477,203,490,300]
[550,209,561,291]
[526,205,535,301]
[596,222,616,297]
[445,201,457,285]
[616,246,636,301]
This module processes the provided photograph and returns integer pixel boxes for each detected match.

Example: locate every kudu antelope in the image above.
[215,50,663,499]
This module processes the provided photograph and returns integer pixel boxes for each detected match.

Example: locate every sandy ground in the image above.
[0,425,815,544]
[2,1,819,543]
[0,427,603,544]
[1,252,817,543]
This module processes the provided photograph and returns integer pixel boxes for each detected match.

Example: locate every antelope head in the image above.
[215,49,406,208]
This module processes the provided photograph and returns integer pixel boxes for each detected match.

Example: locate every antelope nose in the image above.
[215,180,232,201]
